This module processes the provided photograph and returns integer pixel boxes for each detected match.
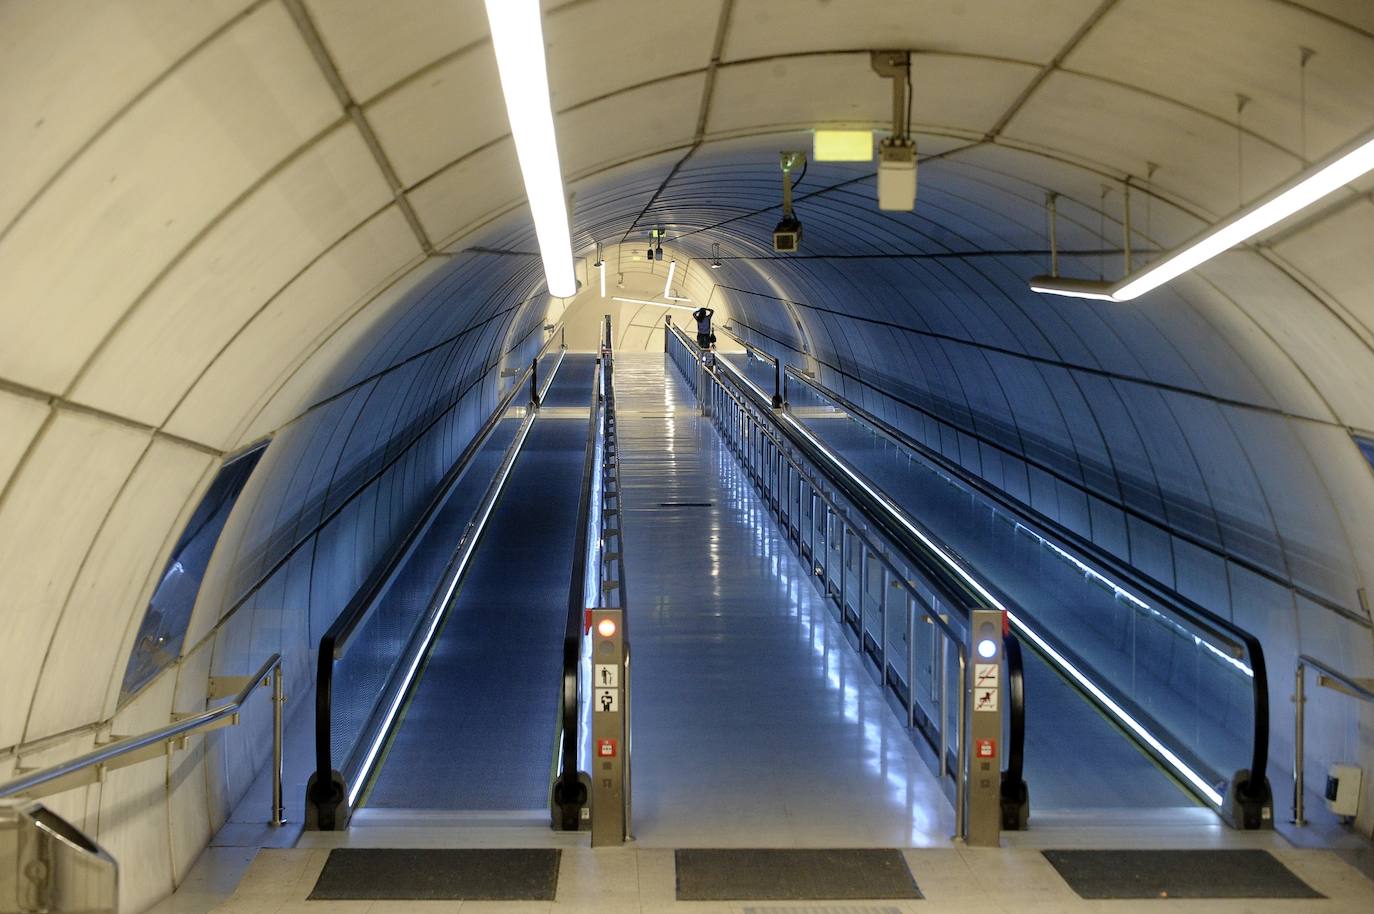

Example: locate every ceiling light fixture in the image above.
[1032,127,1374,302]
[710,242,723,269]
[483,0,575,297]
[814,129,874,162]
[594,241,606,298]
[663,260,676,298]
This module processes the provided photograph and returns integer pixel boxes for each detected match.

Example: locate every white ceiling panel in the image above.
[1002,71,1304,220]
[707,53,1035,138]
[556,73,705,178]
[365,44,508,187]
[723,0,1101,65]
[0,411,149,748]
[544,0,722,110]
[0,1,340,394]
[1067,0,1374,162]
[1291,0,1374,35]
[237,255,448,446]
[411,138,525,248]
[1196,250,1374,425]
[0,0,252,230]
[72,124,393,426]
[168,207,426,448]
[1270,198,1374,345]
[303,0,491,103]
[24,439,213,744]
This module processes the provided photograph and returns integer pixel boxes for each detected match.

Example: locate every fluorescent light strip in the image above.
[1033,129,1374,303]
[664,260,676,298]
[710,352,1225,807]
[612,296,696,312]
[348,352,564,806]
[484,0,576,297]
[599,260,606,298]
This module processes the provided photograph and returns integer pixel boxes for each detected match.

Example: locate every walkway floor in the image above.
[614,351,955,847]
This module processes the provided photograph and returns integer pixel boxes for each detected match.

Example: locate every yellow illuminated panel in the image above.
[813,129,873,162]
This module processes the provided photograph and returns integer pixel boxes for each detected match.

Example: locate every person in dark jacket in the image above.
[692,306,715,348]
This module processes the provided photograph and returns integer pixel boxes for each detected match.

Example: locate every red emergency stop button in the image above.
[975,738,997,759]
[597,738,617,758]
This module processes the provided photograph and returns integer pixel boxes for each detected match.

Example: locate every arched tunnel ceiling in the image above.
[3,0,1374,760]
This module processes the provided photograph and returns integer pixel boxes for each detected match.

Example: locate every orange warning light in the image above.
[596,618,617,638]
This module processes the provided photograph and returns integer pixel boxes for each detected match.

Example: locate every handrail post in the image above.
[955,647,967,841]
[271,663,286,827]
[1293,659,1306,825]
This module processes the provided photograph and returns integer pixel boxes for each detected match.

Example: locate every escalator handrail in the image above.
[781,362,1270,797]
[553,346,603,827]
[312,333,564,809]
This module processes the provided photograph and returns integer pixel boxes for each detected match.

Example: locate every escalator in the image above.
[307,350,601,827]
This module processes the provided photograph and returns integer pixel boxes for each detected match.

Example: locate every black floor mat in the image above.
[1042,849,1323,899]
[675,849,921,900]
[308,848,560,900]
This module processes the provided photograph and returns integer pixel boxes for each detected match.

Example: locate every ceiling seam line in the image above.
[0,0,275,248]
[983,0,1120,141]
[727,316,1372,629]
[721,283,1341,426]
[281,0,434,255]
[151,200,401,433]
[0,376,222,455]
[616,0,735,245]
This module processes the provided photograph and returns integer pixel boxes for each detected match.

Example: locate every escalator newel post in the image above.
[772,360,784,410]
[530,356,541,408]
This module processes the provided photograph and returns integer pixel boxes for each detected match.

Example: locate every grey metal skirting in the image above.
[308,848,561,900]
[675,849,922,901]
[1042,849,1323,899]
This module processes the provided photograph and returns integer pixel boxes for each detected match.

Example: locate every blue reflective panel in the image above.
[118,442,268,702]
[1356,435,1374,474]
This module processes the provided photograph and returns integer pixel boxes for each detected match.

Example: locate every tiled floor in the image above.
[167,842,1374,913]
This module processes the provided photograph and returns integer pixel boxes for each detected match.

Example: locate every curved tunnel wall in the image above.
[5,2,1374,909]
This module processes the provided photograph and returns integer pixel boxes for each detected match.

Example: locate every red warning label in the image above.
[597,738,617,758]
[975,738,997,759]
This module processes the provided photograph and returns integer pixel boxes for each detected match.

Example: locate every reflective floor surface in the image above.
[614,352,954,847]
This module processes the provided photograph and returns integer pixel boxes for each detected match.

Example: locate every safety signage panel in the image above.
[975,738,997,759]
[595,664,619,688]
[974,663,998,689]
[596,689,619,713]
[597,738,617,758]
[974,688,998,712]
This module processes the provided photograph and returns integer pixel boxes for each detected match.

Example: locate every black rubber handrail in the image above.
[552,351,603,828]
[782,363,1271,812]
[309,335,563,827]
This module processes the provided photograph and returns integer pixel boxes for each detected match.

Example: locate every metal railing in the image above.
[552,334,607,829]
[667,325,1027,838]
[309,335,566,828]
[776,358,1273,828]
[1293,654,1374,825]
[1,653,286,826]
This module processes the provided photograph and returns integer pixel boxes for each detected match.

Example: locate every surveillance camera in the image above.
[772,214,802,252]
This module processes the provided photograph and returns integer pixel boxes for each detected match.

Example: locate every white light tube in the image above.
[1116,132,1374,300]
[664,260,677,298]
[1031,129,1374,303]
[599,259,606,298]
[612,296,697,312]
[484,0,576,298]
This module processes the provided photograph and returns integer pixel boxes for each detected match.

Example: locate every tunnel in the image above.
[2,1,1373,910]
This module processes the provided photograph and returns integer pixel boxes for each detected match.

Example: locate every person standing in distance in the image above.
[692,306,715,349]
